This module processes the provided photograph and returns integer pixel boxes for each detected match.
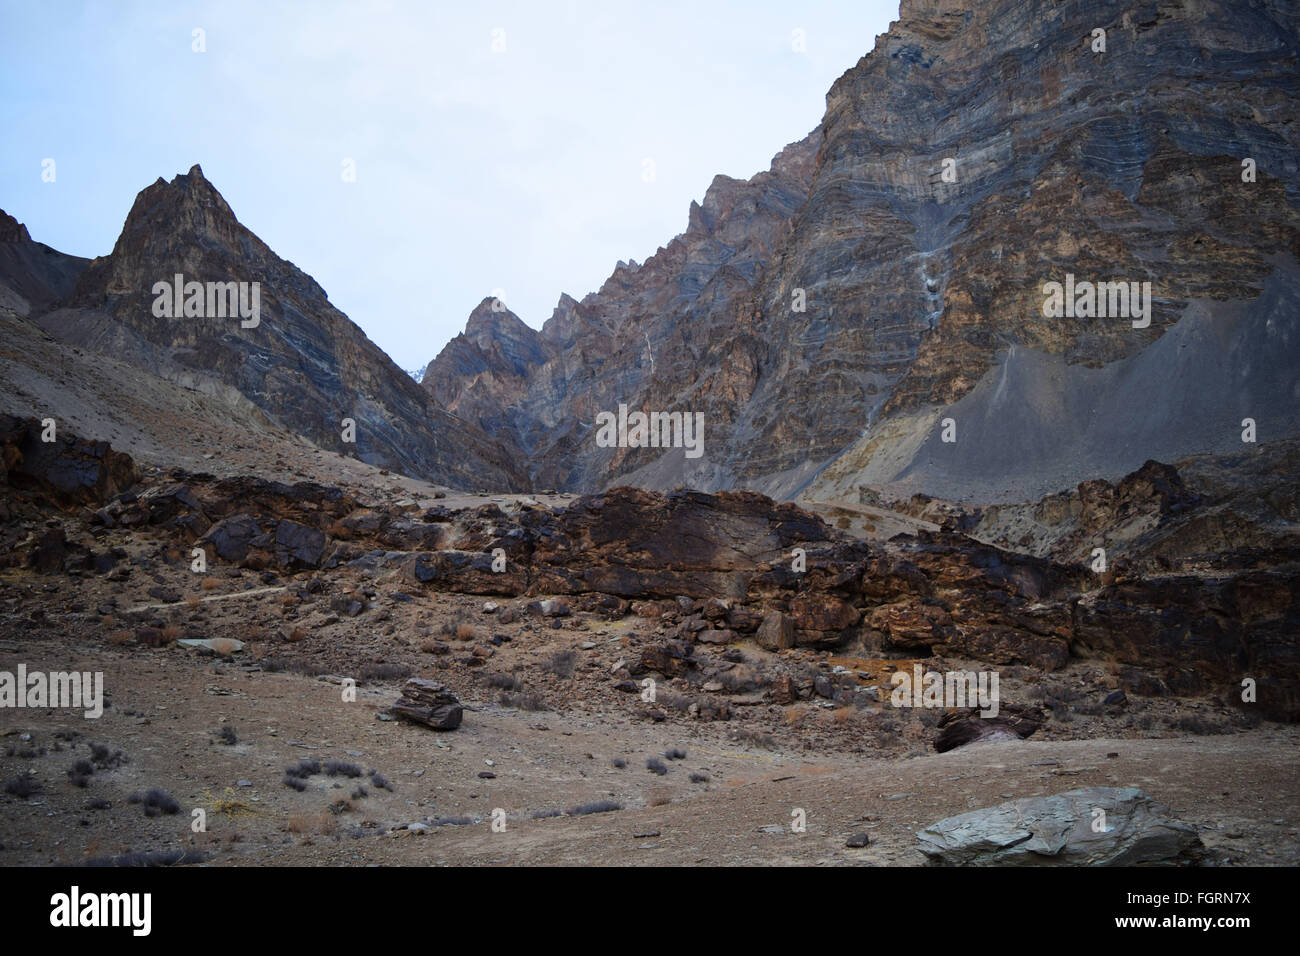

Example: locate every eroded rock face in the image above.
[422,0,1300,502]
[14,423,1294,720]
[917,787,1203,866]
[0,414,140,507]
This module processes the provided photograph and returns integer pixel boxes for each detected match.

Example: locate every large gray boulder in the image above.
[917,787,1202,866]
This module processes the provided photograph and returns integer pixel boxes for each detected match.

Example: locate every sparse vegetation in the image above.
[4,776,41,799]
[89,744,129,769]
[733,728,777,750]
[359,663,412,682]
[85,849,207,867]
[67,759,95,788]
[323,760,363,778]
[284,758,321,779]
[261,657,332,676]
[568,799,622,816]
[499,690,546,711]
[545,650,576,678]
[646,757,668,776]
[127,788,180,816]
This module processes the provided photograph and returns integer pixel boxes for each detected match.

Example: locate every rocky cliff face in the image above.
[422,132,821,490]
[424,0,1300,502]
[0,209,88,315]
[11,168,526,491]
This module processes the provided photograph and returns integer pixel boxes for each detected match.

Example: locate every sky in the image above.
[0,0,900,371]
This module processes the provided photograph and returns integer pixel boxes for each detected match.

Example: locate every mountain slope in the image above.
[7,167,527,490]
[422,0,1300,502]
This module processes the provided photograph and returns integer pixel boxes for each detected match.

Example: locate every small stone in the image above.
[845,833,870,848]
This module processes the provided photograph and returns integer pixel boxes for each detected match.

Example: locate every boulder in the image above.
[917,787,1203,866]
[755,611,795,651]
[391,679,463,730]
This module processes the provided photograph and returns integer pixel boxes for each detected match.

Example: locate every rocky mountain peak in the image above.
[0,209,32,243]
[31,166,528,490]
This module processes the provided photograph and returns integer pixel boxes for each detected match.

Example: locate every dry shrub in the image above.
[783,705,801,724]
[236,623,266,643]
[284,813,317,834]
[161,624,182,643]
[185,595,202,609]
[286,626,307,643]
[107,630,133,647]
[100,615,115,629]
[201,577,221,591]
[455,622,477,641]
[208,637,240,656]
[283,811,337,836]
[647,787,672,807]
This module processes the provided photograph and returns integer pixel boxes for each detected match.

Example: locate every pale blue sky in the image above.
[0,0,899,370]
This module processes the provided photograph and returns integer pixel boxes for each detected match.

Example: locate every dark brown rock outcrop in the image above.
[391,679,464,730]
[0,414,140,507]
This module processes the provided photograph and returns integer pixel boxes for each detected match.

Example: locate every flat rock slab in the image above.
[917,787,1202,866]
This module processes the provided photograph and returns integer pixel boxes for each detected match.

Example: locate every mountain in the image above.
[2,167,527,490]
[0,208,89,316]
[422,0,1300,502]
